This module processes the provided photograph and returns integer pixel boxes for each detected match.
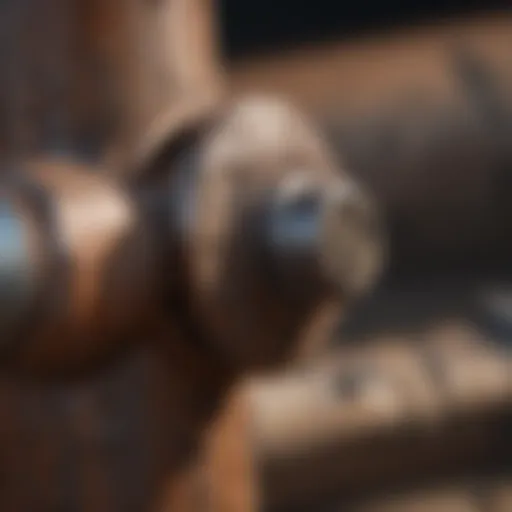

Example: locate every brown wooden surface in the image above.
[0,0,222,174]
[0,3,229,510]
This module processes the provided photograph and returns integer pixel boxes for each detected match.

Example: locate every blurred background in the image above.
[0,2,511,512]
[220,2,512,511]
[221,0,509,58]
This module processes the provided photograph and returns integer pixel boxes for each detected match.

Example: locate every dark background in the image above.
[220,1,511,59]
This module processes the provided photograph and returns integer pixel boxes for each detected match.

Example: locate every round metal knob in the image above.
[172,97,386,370]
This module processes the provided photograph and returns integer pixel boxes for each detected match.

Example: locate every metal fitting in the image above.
[0,159,158,372]
[165,97,386,370]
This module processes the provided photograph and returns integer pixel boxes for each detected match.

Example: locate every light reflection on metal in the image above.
[0,197,36,342]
